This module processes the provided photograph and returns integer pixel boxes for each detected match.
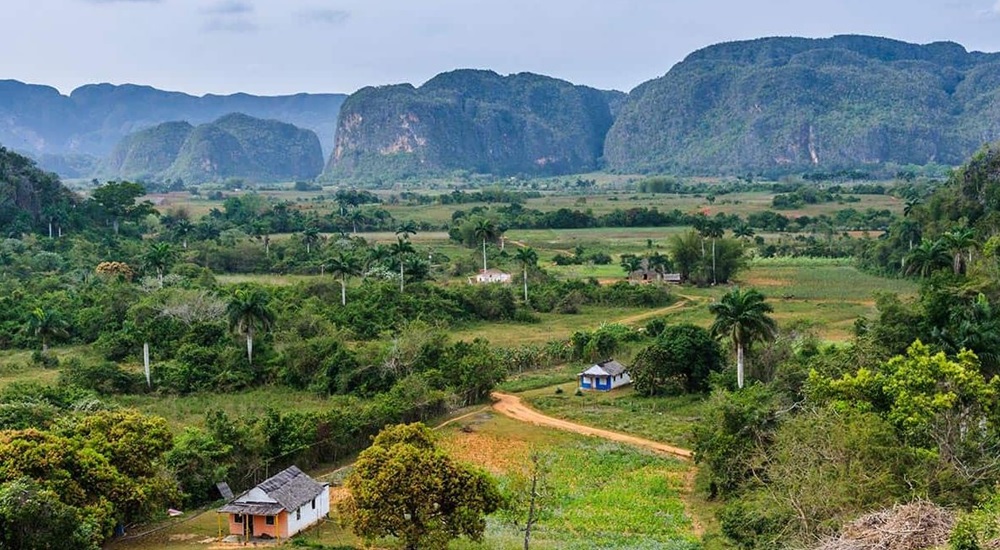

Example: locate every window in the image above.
[265,516,275,526]
[311,498,316,510]
[296,508,301,521]
[234,514,243,524]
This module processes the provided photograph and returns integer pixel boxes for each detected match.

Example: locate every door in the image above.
[247,516,255,537]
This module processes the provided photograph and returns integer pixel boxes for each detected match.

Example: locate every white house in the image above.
[578,359,631,391]
[219,465,330,540]
[469,268,512,284]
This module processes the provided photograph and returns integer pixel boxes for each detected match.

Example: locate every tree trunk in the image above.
[58,225,62,238]
[41,338,49,354]
[523,266,529,302]
[158,270,164,288]
[246,332,254,365]
[341,277,347,306]
[954,253,962,275]
[482,238,488,271]
[712,239,717,285]
[48,221,53,239]
[113,218,120,235]
[400,262,405,293]
[737,343,745,389]
[524,465,539,550]
[264,235,270,256]
[143,342,151,388]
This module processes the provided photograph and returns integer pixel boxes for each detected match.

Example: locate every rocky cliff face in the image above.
[324,70,617,179]
[103,114,324,184]
[604,35,1000,175]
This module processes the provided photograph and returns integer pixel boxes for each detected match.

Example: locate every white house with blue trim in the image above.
[578,359,631,392]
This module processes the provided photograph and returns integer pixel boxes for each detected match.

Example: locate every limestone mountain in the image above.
[103,114,324,184]
[604,35,1000,175]
[324,70,617,179]
[0,80,345,176]
[0,146,77,234]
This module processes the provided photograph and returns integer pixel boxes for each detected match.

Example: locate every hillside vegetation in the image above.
[102,114,324,184]
[325,69,617,180]
[606,35,1000,175]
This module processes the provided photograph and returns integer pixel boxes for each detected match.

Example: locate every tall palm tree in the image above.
[473,218,497,272]
[327,252,360,306]
[143,242,175,288]
[904,238,952,278]
[701,220,725,285]
[514,247,538,303]
[709,287,777,389]
[620,254,643,278]
[395,221,418,241]
[941,228,977,275]
[733,223,755,248]
[646,252,671,282]
[302,227,321,255]
[226,287,276,365]
[390,237,415,292]
[28,307,69,354]
[173,219,193,249]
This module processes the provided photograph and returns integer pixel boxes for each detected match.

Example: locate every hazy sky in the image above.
[3,0,1000,97]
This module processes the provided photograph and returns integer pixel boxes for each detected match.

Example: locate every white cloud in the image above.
[298,8,350,26]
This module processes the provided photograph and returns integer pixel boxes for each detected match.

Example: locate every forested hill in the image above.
[0,80,345,174]
[324,69,617,180]
[102,114,325,184]
[604,35,1000,176]
[0,146,77,235]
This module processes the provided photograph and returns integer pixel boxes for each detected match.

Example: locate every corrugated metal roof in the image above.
[220,466,325,515]
[577,359,627,377]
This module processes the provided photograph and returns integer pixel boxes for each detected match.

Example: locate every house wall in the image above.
[228,514,244,536]
[610,372,632,390]
[252,514,279,538]
[286,487,331,537]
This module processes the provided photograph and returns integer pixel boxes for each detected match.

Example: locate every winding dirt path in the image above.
[490,392,693,460]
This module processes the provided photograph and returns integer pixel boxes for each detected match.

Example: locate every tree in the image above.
[327,251,360,306]
[301,226,321,255]
[473,218,497,272]
[631,324,724,395]
[733,223,755,247]
[669,230,703,283]
[941,228,977,275]
[226,287,276,365]
[904,238,951,278]
[89,181,157,235]
[395,221,418,241]
[339,423,502,550]
[515,247,538,303]
[142,242,175,288]
[390,237,415,292]
[0,478,95,550]
[701,219,725,285]
[619,254,643,277]
[27,307,69,353]
[709,287,777,389]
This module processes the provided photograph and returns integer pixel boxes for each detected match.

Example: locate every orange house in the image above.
[219,466,330,541]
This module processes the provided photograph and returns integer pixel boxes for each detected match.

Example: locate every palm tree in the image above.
[327,252,360,306]
[904,239,952,278]
[941,228,977,275]
[709,287,777,389]
[173,219,193,249]
[701,220,725,285]
[903,195,921,218]
[143,242,175,288]
[514,247,538,303]
[620,254,643,278]
[302,227,321,255]
[473,218,497,272]
[647,252,670,282]
[28,307,69,354]
[395,221,418,241]
[390,237,415,292]
[733,223,755,248]
[348,210,366,234]
[226,287,276,365]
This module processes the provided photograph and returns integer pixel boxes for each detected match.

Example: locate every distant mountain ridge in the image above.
[0,80,345,175]
[102,113,324,184]
[324,69,619,179]
[605,35,1000,175]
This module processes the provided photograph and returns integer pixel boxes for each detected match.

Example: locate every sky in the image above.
[3,0,1000,97]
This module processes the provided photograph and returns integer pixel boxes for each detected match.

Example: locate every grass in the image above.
[496,364,579,393]
[524,386,709,450]
[450,306,653,346]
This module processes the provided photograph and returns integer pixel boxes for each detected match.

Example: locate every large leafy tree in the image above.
[0,477,96,550]
[631,323,724,395]
[941,227,977,275]
[709,287,777,389]
[89,181,157,235]
[904,238,951,278]
[514,247,538,303]
[339,423,502,550]
[226,286,276,365]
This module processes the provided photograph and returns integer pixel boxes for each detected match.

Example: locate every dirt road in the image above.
[490,392,693,460]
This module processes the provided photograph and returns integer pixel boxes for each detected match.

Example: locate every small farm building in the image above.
[219,466,329,540]
[578,359,631,391]
[469,268,512,284]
